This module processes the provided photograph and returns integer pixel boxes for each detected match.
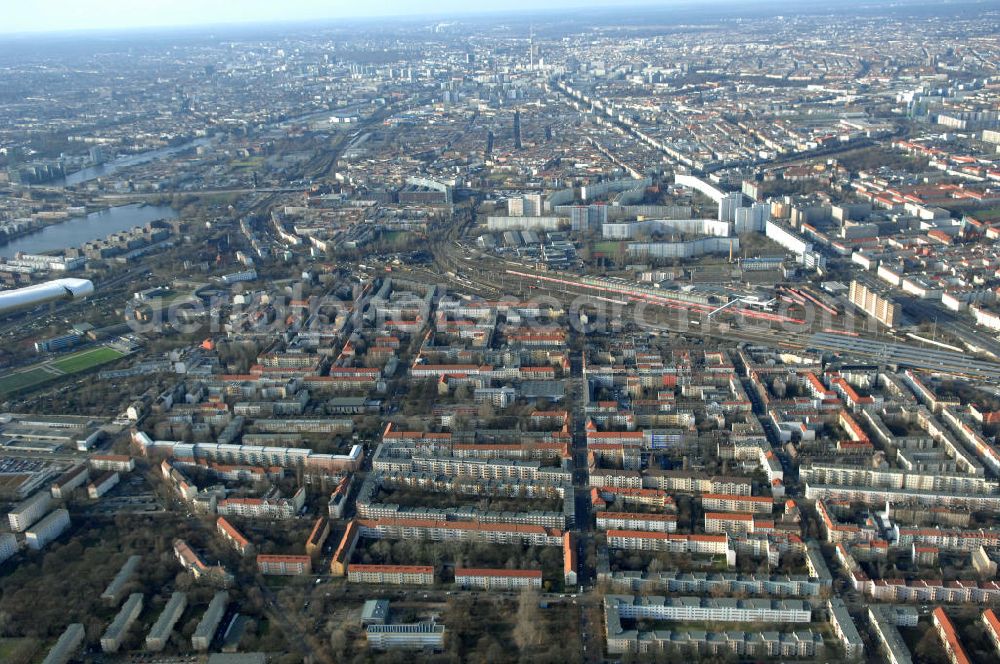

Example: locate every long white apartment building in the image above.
[596,511,678,533]
[192,591,228,651]
[347,564,434,585]
[216,487,305,520]
[372,445,571,485]
[894,526,1000,552]
[101,555,141,605]
[8,490,52,532]
[40,623,85,664]
[0,533,18,565]
[50,464,89,499]
[455,568,542,590]
[132,430,363,474]
[25,509,70,550]
[101,593,143,653]
[642,471,753,495]
[607,570,828,597]
[701,493,774,514]
[606,595,812,624]
[356,517,564,547]
[602,218,732,239]
[366,622,445,650]
[607,531,733,561]
[806,483,1000,511]
[868,606,915,664]
[145,592,187,652]
[828,598,864,660]
[799,463,997,495]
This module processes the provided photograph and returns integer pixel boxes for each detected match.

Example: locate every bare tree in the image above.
[329,625,348,660]
[513,588,543,653]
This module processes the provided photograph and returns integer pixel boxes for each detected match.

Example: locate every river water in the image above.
[0,203,178,258]
[57,136,214,187]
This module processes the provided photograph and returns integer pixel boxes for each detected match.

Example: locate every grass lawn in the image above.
[0,368,57,397]
[0,637,39,663]
[52,347,124,374]
[148,290,198,310]
[592,241,622,254]
[380,230,407,242]
[231,157,265,169]
[969,206,1000,223]
[195,192,242,205]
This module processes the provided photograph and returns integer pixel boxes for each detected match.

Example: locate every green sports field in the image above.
[0,347,125,397]
[0,368,57,396]
[592,241,622,254]
[52,347,125,373]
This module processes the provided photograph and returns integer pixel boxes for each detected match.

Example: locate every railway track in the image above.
[425,223,1000,381]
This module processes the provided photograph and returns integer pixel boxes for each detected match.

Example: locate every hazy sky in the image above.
[3,0,675,34]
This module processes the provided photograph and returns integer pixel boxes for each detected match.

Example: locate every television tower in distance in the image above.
[528,24,535,71]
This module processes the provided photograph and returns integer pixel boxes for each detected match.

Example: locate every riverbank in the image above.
[0,203,179,259]
[58,135,214,187]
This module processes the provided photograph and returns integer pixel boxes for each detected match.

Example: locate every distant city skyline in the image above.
[4,0,685,35]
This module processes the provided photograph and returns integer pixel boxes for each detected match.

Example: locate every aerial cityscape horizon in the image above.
[2,0,707,35]
[2,0,1000,663]
[2,0,992,35]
